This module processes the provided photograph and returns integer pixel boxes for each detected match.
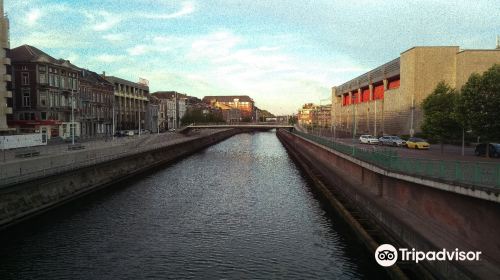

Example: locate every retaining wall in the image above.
[277,129,500,280]
[0,129,241,229]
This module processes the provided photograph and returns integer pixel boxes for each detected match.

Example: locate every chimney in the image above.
[102,71,106,77]
[497,35,500,50]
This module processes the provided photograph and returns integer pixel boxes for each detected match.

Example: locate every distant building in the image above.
[145,95,159,133]
[202,95,255,122]
[315,104,331,128]
[104,75,149,132]
[9,45,80,140]
[0,0,12,134]
[79,69,113,138]
[332,46,500,137]
[152,91,187,129]
[298,103,316,126]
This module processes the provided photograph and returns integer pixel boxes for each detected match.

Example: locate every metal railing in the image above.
[0,130,228,188]
[292,130,500,189]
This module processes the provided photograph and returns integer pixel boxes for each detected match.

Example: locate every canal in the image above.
[0,131,386,279]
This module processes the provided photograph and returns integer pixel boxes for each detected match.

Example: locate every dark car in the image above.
[474,143,500,158]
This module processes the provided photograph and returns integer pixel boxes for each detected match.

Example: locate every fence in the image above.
[0,130,226,188]
[292,130,500,189]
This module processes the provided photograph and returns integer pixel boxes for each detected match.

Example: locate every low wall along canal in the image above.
[277,129,500,280]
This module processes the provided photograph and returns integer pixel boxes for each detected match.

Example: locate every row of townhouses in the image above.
[0,44,190,140]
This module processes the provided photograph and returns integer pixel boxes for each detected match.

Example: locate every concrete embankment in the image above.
[0,129,242,230]
[277,129,500,280]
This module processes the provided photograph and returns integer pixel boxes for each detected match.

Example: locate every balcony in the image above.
[3,57,10,65]
[5,107,12,114]
[3,74,11,82]
[6,90,12,98]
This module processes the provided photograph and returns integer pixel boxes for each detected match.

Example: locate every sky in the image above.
[5,0,500,114]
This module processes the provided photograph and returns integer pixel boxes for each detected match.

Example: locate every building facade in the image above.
[202,95,255,122]
[298,103,316,126]
[104,76,149,132]
[79,69,113,138]
[152,91,187,129]
[331,46,500,137]
[145,95,159,133]
[0,0,12,134]
[9,45,80,140]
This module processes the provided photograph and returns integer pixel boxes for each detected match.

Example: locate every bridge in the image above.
[179,123,294,133]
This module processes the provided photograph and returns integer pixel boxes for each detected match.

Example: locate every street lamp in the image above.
[71,89,75,145]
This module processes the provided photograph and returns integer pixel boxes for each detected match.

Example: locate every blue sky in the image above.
[5,0,500,114]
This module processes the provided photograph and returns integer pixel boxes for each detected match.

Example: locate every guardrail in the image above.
[292,130,500,189]
[0,131,219,188]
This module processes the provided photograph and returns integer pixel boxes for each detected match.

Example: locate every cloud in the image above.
[84,11,122,31]
[127,45,148,56]
[143,2,195,19]
[95,54,126,63]
[25,8,43,26]
[102,33,125,42]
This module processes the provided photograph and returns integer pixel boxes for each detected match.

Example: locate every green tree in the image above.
[459,64,500,156]
[421,81,461,153]
[181,109,224,125]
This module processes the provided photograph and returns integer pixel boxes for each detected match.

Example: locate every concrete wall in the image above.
[277,129,500,279]
[0,129,241,229]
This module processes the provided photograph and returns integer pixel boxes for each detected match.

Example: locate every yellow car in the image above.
[406,137,430,149]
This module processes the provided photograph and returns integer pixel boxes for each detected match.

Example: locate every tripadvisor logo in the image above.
[375,244,398,267]
[374,244,482,267]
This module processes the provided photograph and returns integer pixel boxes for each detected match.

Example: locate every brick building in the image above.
[331,46,500,137]
[9,45,80,140]
[79,69,113,138]
[202,95,255,122]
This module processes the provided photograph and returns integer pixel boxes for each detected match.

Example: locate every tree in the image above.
[459,64,500,156]
[421,81,461,153]
[181,109,224,125]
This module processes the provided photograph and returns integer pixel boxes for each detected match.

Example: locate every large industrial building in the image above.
[331,46,500,137]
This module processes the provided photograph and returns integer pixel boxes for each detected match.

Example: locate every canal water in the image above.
[0,131,386,279]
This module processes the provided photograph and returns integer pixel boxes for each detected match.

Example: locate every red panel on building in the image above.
[352,92,360,104]
[343,93,351,106]
[373,85,384,100]
[361,88,370,102]
[388,79,400,89]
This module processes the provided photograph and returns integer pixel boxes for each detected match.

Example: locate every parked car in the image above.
[379,136,406,146]
[474,143,500,158]
[406,137,430,149]
[359,135,379,144]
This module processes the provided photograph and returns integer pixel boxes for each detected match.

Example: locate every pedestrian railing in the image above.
[0,132,212,188]
[292,130,500,189]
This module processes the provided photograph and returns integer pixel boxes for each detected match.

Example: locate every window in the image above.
[49,73,55,86]
[21,65,28,70]
[40,91,47,106]
[39,65,46,72]
[55,75,60,87]
[39,73,47,84]
[41,112,47,120]
[61,77,66,89]
[21,72,29,85]
[22,88,31,107]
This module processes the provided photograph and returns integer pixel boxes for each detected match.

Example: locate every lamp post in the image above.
[71,89,75,145]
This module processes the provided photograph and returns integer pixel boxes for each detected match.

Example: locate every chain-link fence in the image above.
[292,130,500,189]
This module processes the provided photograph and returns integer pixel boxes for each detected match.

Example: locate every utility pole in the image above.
[71,89,75,145]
